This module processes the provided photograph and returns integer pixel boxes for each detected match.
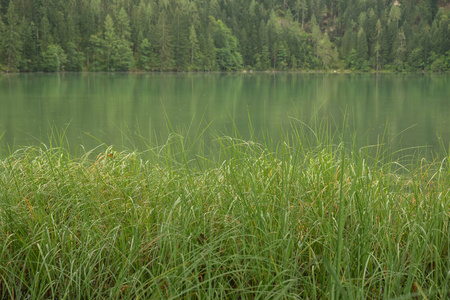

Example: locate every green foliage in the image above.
[138,38,152,71]
[393,27,407,70]
[155,10,173,71]
[341,28,356,60]
[88,34,105,71]
[429,51,450,72]
[116,7,131,40]
[357,27,368,62]
[188,25,202,70]
[110,38,134,71]
[277,44,287,70]
[41,44,67,72]
[347,48,360,70]
[212,19,242,71]
[1,123,450,298]
[408,47,425,71]
[0,0,22,72]
[0,0,448,72]
[260,46,270,70]
[104,14,116,70]
[65,42,85,71]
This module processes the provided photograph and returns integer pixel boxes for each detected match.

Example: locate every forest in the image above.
[0,0,449,72]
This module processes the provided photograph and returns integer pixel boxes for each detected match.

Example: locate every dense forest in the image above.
[0,0,449,72]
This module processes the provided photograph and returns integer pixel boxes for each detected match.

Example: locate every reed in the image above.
[0,119,449,299]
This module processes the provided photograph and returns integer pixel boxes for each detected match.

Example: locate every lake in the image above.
[1,73,449,156]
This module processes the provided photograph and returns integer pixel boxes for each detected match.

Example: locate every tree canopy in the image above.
[0,0,449,72]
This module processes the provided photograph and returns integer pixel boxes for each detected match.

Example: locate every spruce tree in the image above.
[104,14,116,70]
[318,33,334,68]
[393,27,406,70]
[39,13,52,53]
[261,45,270,70]
[1,0,23,72]
[213,19,242,71]
[357,27,368,63]
[41,44,67,72]
[374,19,383,70]
[189,24,201,70]
[139,38,152,71]
[310,15,322,62]
[116,7,131,41]
[155,10,173,71]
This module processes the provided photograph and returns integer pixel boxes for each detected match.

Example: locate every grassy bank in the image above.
[0,123,449,299]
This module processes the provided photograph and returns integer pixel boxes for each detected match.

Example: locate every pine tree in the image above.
[374,19,382,70]
[131,0,150,48]
[116,7,131,40]
[277,44,287,70]
[357,27,368,62]
[347,48,360,70]
[88,34,105,71]
[318,33,334,68]
[310,15,322,63]
[65,42,85,71]
[388,5,401,28]
[393,27,406,69]
[0,13,4,68]
[213,19,242,71]
[341,27,356,60]
[295,0,308,29]
[173,5,190,71]
[189,25,201,70]
[1,0,23,72]
[139,38,152,71]
[267,10,282,68]
[111,38,134,71]
[39,13,52,53]
[104,14,116,70]
[201,17,217,71]
[155,10,173,71]
[261,45,270,70]
[41,44,67,72]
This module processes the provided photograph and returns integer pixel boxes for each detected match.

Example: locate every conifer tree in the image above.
[213,19,242,71]
[277,44,287,70]
[374,19,382,70]
[116,7,131,40]
[318,33,334,68]
[65,42,85,71]
[173,4,190,71]
[42,44,67,72]
[340,27,356,60]
[155,10,173,71]
[393,27,406,69]
[139,38,151,71]
[295,0,307,29]
[0,0,447,72]
[267,9,282,68]
[188,24,201,70]
[104,14,116,70]
[357,27,368,62]
[310,15,322,63]
[261,45,270,70]
[88,34,105,71]
[111,38,134,71]
[39,13,52,53]
[1,0,22,72]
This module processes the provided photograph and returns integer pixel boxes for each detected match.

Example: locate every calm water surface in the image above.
[0,73,449,155]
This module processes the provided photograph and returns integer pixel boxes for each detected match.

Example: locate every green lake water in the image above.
[1,73,449,155]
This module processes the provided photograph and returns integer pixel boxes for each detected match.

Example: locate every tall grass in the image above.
[0,119,449,299]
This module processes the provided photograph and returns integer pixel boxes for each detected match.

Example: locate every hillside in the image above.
[0,0,449,72]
